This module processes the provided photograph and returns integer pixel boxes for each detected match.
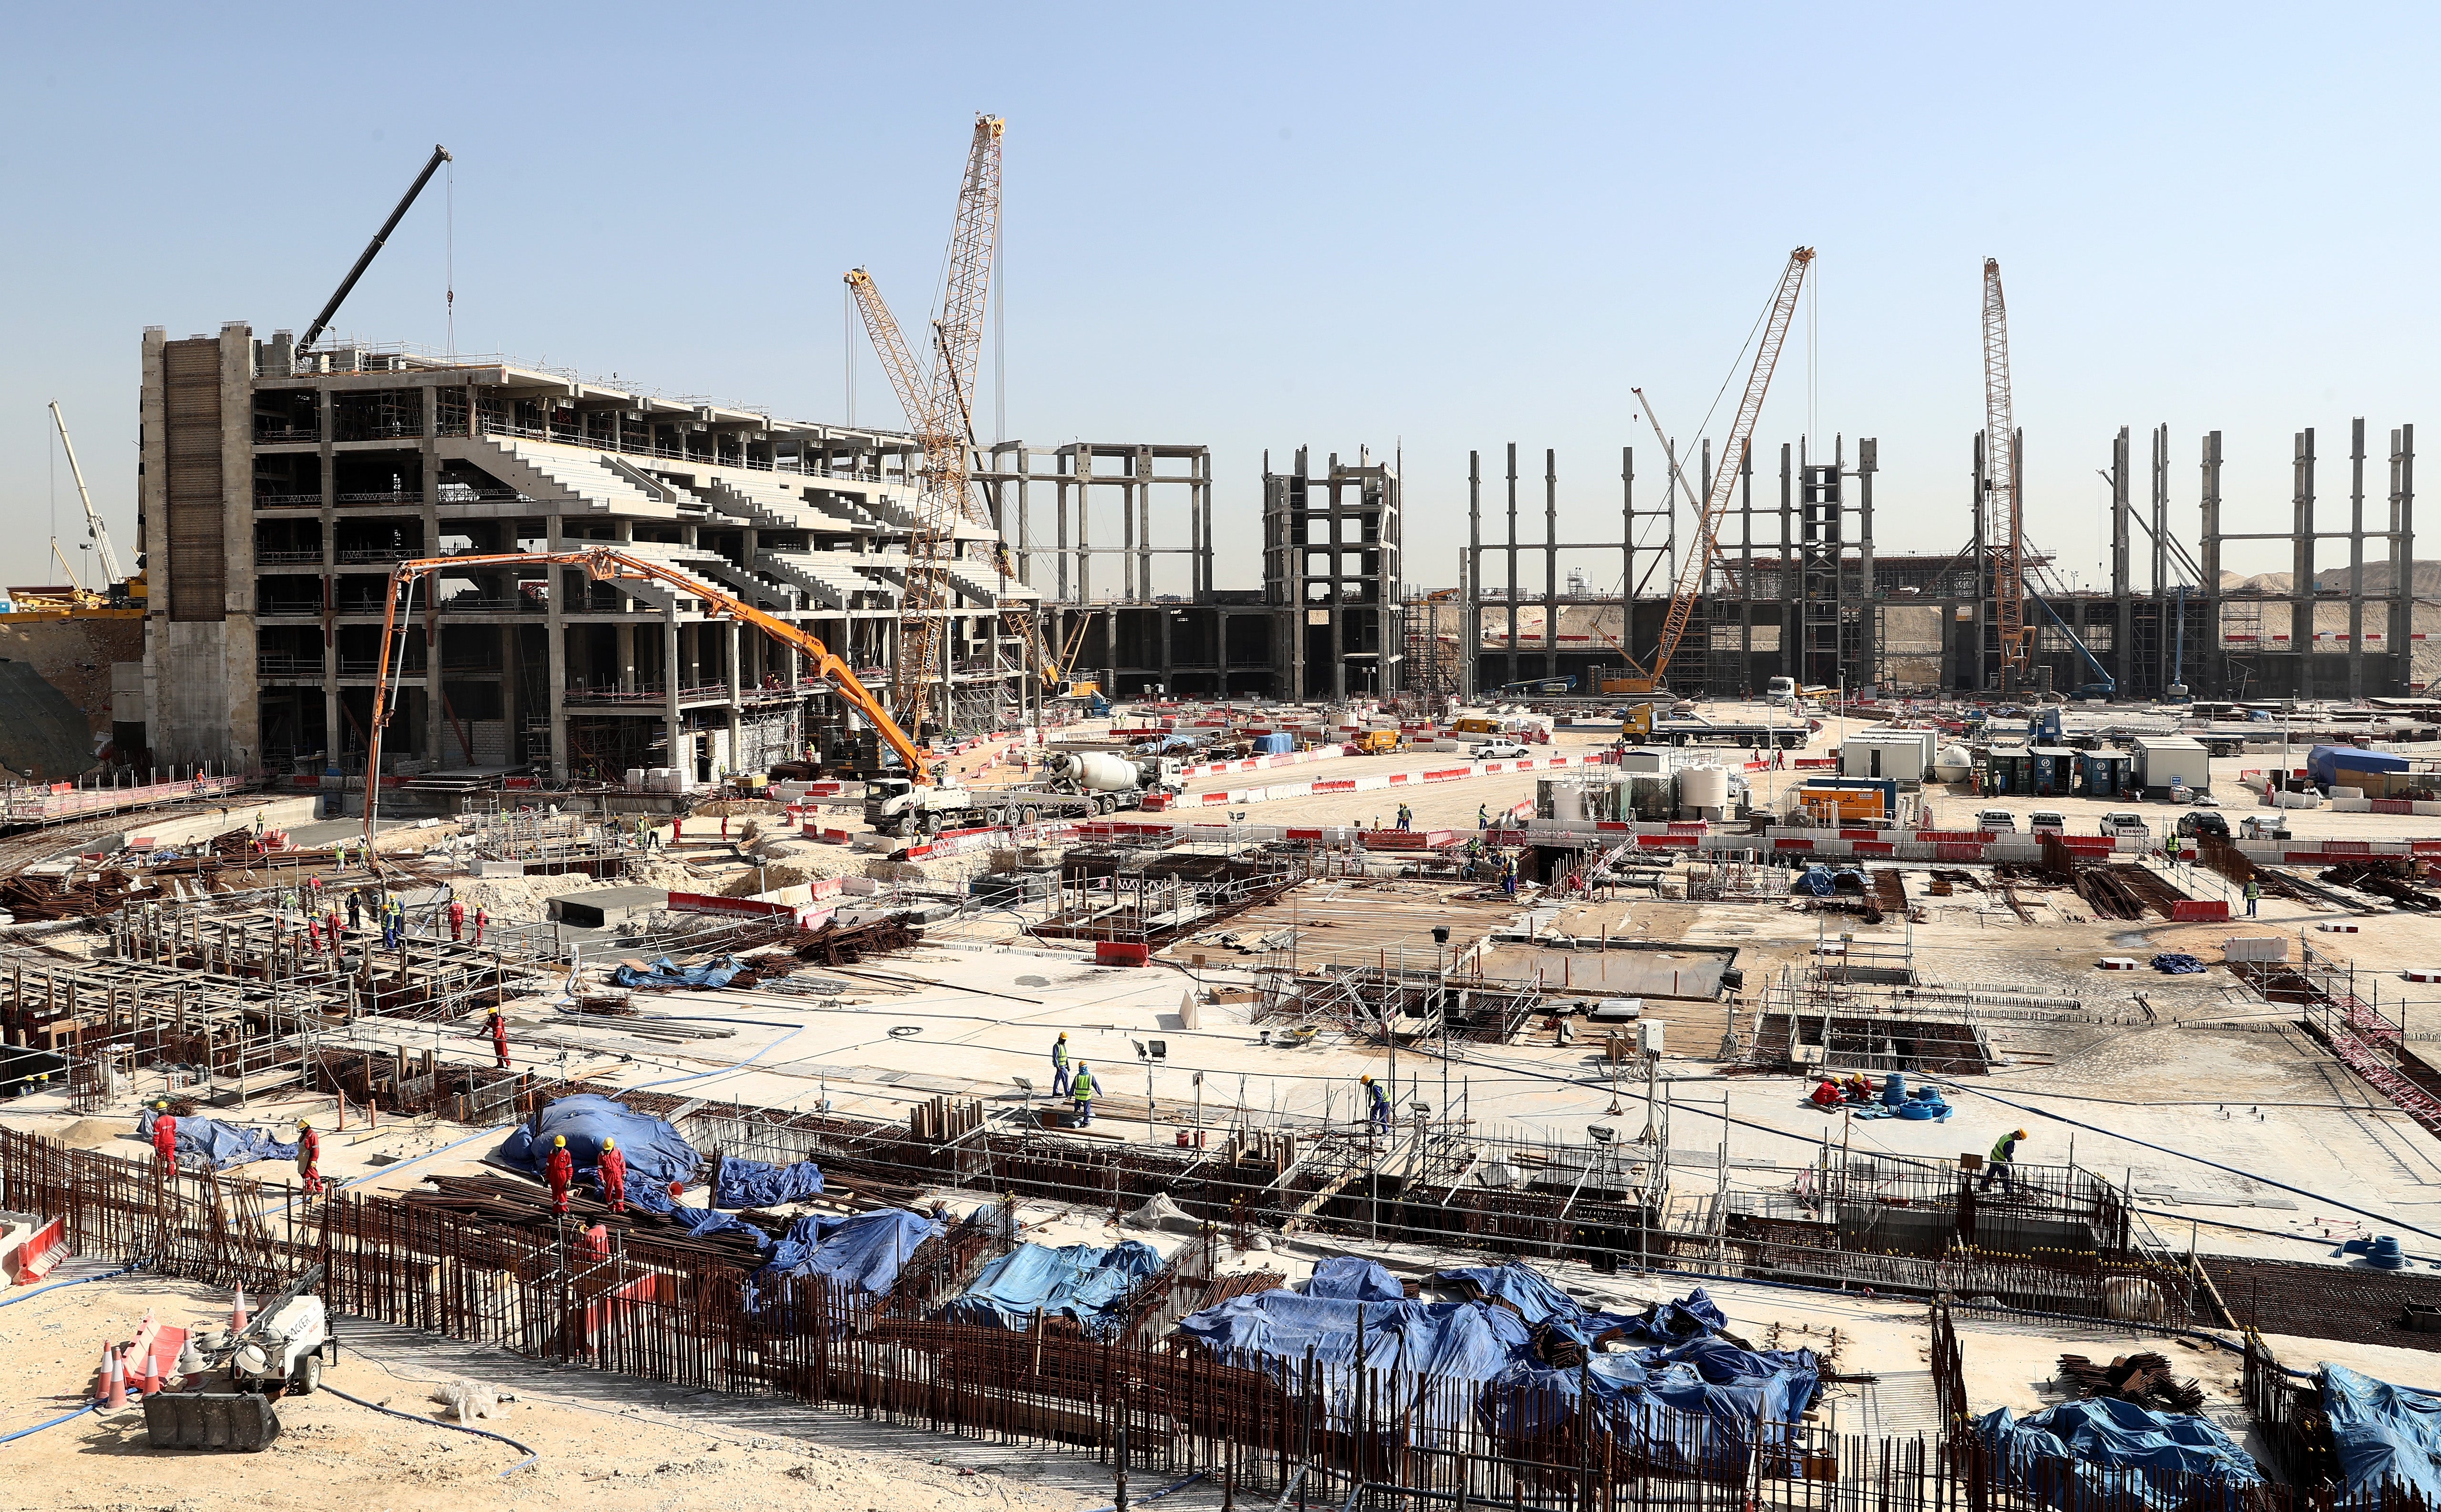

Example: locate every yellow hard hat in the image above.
[297,1118,311,1129]
[552,1135,567,1147]
[2015,1128,2029,1139]
[1058,1032,1068,1040]
[602,1137,615,1151]
[1360,1074,1374,1084]
[155,1099,169,1110]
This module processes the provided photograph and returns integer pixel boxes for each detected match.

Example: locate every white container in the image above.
[624,767,646,792]
[1680,767,1731,810]
[1933,744,1974,783]
[2132,735,2212,794]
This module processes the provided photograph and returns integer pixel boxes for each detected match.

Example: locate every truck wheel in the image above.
[1020,806,1039,826]
[293,1354,322,1396]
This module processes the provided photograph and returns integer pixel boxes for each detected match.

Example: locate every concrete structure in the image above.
[136,324,1040,782]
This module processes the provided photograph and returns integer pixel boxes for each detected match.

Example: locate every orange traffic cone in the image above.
[103,1350,128,1410]
[91,1347,112,1404]
[230,1284,248,1333]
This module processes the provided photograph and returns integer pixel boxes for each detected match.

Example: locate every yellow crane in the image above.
[1982,257,2028,689]
[1610,247,1815,696]
[358,548,935,850]
[843,114,1006,740]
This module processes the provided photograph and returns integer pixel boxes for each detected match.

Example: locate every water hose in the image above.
[323,1382,537,1477]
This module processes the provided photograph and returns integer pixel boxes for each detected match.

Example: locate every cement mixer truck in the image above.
[863,751,1184,838]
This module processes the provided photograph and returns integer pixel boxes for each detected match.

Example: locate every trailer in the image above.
[1651,720,1811,749]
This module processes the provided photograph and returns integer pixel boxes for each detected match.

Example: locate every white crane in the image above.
[49,401,125,588]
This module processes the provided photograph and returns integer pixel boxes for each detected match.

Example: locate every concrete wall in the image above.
[140,325,259,768]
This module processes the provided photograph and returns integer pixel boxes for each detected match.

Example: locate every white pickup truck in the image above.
[2099,812,2152,841]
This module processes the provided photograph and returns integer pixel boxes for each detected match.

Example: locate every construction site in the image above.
[6,67,2441,1512]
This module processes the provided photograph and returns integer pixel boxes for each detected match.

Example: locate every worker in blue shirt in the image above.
[1070,1062,1096,1127]
[1051,1032,1072,1097]
[1362,1073,1390,1132]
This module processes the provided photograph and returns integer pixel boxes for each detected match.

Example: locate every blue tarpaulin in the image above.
[1435,1263,1728,1348]
[2309,745,2410,789]
[663,1203,771,1250]
[715,1157,826,1209]
[135,1109,299,1171]
[2151,954,2206,975]
[942,1240,1164,1337]
[2323,1364,2441,1498]
[1254,733,1295,754]
[610,954,748,989]
[1794,865,1866,897]
[1178,1290,1531,1434]
[759,1208,942,1298]
[1975,1399,2261,1511]
[495,1095,699,1191]
[1307,1256,1404,1302]
[1486,1350,1818,1476]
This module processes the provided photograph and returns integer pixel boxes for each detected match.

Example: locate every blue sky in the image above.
[1,4,2432,595]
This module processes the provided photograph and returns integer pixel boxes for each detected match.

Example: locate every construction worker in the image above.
[1051,1032,1073,1097]
[1981,1128,2027,1195]
[597,1136,628,1214]
[326,908,344,955]
[1069,1062,1096,1128]
[296,1118,322,1196]
[448,899,466,941]
[2245,878,2261,917]
[1477,803,1490,830]
[1501,858,1519,898]
[304,915,323,953]
[1810,1077,1843,1109]
[347,890,363,933]
[1362,1073,1390,1132]
[149,1100,179,1173]
[488,1007,511,1070]
[545,1134,574,1214]
[1396,802,1413,832]
[473,905,489,946]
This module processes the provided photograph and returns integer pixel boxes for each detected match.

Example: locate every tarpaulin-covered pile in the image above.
[610,954,748,989]
[2323,1364,2441,1499]
[1308,1256,1404,1302]
[1794,865,1867,897]
[757,1208,942,1299]
[495,1095,700,1196]
[1177,1260,1817,1464]
[1974,1399,2260,1511]
[2151,954,2206,975]
[135,1109,298,1171]
[941,1240,1164,1338]
[715,1156,825,1209]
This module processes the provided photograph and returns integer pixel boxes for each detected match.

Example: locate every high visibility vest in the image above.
[1071,1070,1096,1101]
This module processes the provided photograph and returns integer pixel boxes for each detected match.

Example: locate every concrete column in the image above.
[2112,427,2133,693]
[2200,432,2224,699]
[617,622,636,693]
[1856,439,1877,692]
[663,611,683,782]
[1136,444,1154,602]
[2390,426,2416,697]
[546,513,568,779]
[724,620,742,779]
[2349,418,2367,700]
[1544,449,1559,667]
[319,386,341,769]
[1504,443,1518,687]
[422,386,445,764]
[2293,429,2317,700]
[499,625,519,766]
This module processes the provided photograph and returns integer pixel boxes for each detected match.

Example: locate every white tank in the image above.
[1933,744,1974,783]
[1052,751,1141,792]
[624,768,646,792]
[1679,766,1730,810]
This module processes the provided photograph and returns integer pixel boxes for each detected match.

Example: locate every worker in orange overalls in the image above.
[597,1136,628,1214]
[489,1006,510,1070]
[149,1100,178,1173]
[544,1134,574,1214]
[473,906,489,946]
[448,900,466,942]
[296,1118,323,1195]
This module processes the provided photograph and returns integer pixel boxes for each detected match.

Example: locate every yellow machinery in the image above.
[1792,785,1886,823]
[1354,729,1403,753]
[1618,702,1654,741]
[362,548,933,848]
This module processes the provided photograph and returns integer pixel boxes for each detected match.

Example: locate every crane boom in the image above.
[842,114,1006,735]
[360,548,929,849]
[300,144,452,353]
[1636,247,1815,692]
[47,401,123,586]
[1982,257,2026,689]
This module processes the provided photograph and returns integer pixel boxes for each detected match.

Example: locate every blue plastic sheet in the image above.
[1307,1256,1404,1302]
[663,1203,771,1250]
[1435,1263,1726,1347]
[2323,1364,2441,1498]
[1179,1290,1531,1435]
[2151,954,2206,975]
[135,1109,299,1171]
[1487,1352,1817,1477]
[1254,733,1295,754]
[715,1157,826,1209]
[610,954,748,989]
[494,1095,700,1191]
[1974,1399,2261,1511]
[942,1240,1164,1337]
[759,1208,942,1298]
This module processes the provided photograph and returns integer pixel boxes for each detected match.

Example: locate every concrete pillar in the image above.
[663,611,683,782]
[2293,429,2317,700]
[546,514,568,780]
[724,620,743,778]
[2349,418,2367,700]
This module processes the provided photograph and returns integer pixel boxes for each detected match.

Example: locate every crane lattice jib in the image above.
[1646,247,1815,688]
[358,549,932,849]
[1982,257,2026,686]
[846,268,960,725]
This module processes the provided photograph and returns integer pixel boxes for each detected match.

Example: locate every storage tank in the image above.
[1932,744,1974,783]
[624,767,646,792]
[1050,751,1142,792]
[1679,766,1730,812]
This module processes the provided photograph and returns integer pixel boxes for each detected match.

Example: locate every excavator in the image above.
[357,547,972,845]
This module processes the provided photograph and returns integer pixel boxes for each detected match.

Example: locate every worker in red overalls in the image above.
[544,1134,573,1214]
[149,1100,178,1175]
[597,1136,628,1214]
[304,915,323,953]
[488,1006,510,1070]
[448,900,466,942]
[326,908,344,957]
[296,1118,322,1195]
[472,905,489,946]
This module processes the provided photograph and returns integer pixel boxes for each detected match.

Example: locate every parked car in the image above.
[1975,808,2018,833]
[2100,812,2152,840]
[1470,740,1530,760]
[2175,810,2232,840]
[2028,810,2068,835]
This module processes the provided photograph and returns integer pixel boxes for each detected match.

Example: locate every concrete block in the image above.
[2222,936,2288,964]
